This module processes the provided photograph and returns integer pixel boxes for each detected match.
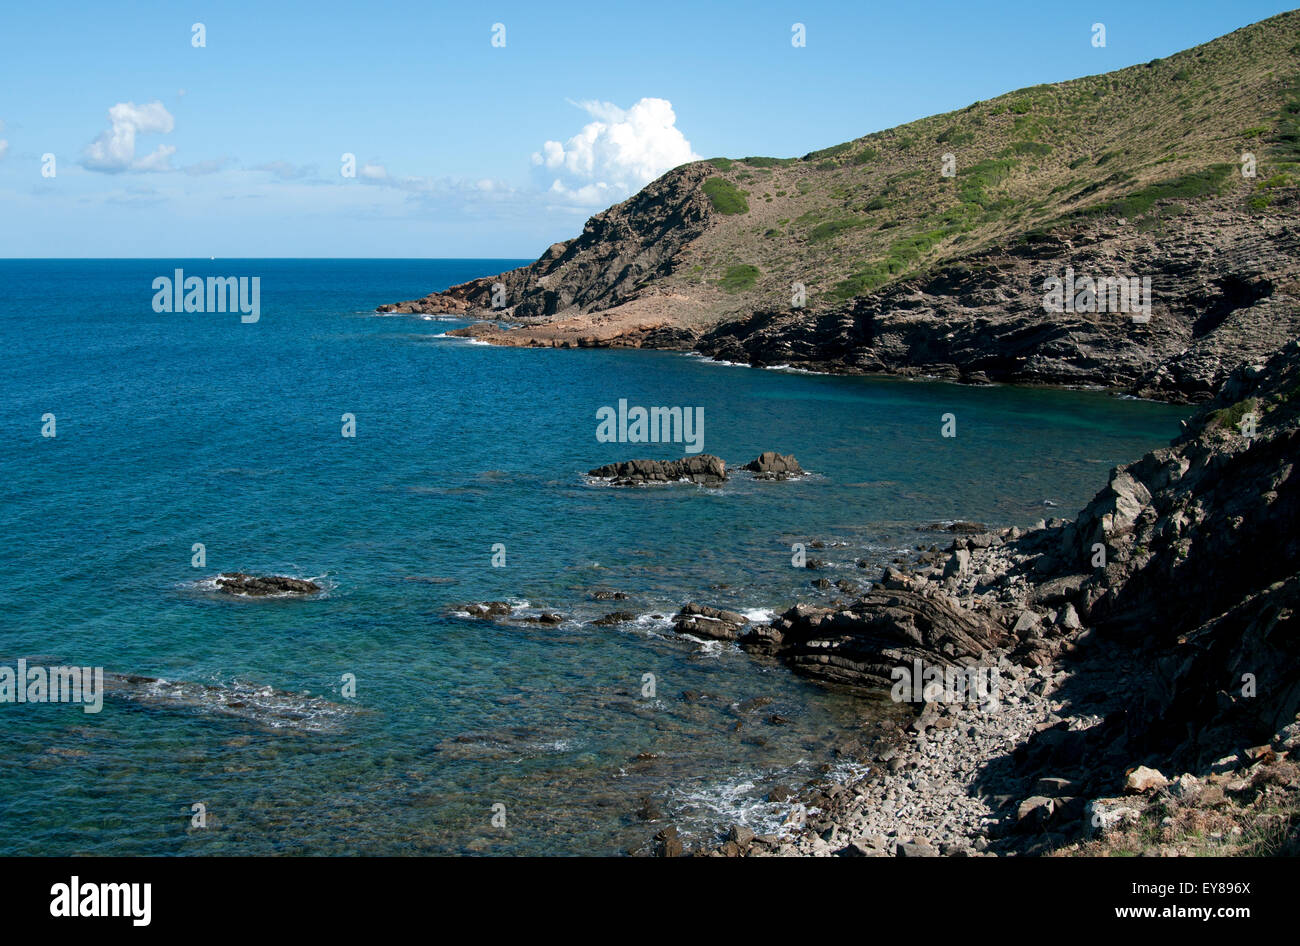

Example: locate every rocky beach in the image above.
[680,339,1300,856]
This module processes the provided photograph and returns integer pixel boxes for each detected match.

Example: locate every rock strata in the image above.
[673,603,749,641]
[587,455,726,486]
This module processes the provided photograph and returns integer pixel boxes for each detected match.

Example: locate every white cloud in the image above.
[0,119,7,160]
[531,97,699,205]
[82,101,176,173]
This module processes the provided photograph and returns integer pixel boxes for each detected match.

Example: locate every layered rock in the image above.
[896,338,1300,769]
[587,455,726,486]
[742,590,1010,690]
[672,603,749,640]
[697,217,1300,402]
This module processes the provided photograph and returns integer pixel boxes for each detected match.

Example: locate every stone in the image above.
[896,840,939,857]
[672,603,748,640]
[742,451,805,479]
[727,824,755,848]
[1125,765,1169,794]
[1016,795,1055,830]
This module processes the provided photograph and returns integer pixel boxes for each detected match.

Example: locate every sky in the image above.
[0,0,1295,258]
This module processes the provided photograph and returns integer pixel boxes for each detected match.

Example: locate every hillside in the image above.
[380,9,1300,401]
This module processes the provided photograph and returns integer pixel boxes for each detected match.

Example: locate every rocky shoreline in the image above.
[663,339,1300,856]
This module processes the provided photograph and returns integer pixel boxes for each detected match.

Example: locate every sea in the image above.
[0,259,1187,855]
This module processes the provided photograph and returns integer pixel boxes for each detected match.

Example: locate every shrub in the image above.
[716,264,760,292]
[808,217,869,243]
[1011,141,1052,157]
[702,177,749,214]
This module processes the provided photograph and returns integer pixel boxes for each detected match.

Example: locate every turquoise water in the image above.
[0,260,1186,855]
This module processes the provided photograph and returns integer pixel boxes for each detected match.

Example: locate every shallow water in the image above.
[0,259,1186,854]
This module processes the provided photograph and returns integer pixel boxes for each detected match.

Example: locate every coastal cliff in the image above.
[381,10,1300,403]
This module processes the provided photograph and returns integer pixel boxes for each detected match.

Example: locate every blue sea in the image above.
[0,259,1187,855]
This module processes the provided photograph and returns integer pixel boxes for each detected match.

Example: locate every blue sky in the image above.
[0,0,1294,257]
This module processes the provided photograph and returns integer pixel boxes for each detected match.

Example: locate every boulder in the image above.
[753,589,1009,690]
[742,451,805,479]
[459,601,514,619]
[1125,765,1169,794]
[673,603,748,640]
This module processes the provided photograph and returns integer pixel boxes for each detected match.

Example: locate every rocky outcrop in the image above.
[213,573,321,597]
[587,455,726,486]
[743,590,1010,690]
[672,603,749,640]
[377,12,1300,404]
[697,215,1300,402]
[458,601,514,619]
[378,163,715,322]
[742,451,805,479]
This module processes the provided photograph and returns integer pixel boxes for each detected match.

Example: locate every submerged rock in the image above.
[458,601,514,619]
[590,611,637,627]
[213,573,321,597]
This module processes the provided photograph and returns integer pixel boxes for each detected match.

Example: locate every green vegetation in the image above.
[1207,397,1259,432]
[740,156,798,168]
[1270,82,1300,163]
[808,217,870,243]
[957,158,1017,209]
[702,177,749,214]
[1098,164,1235,218]
[935,127,974,147]
[802,142,854,162]
[716,264,760,292]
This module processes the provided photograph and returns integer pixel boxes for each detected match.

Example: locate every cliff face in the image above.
[379,10,1300,402]
[698,206,1300,401]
